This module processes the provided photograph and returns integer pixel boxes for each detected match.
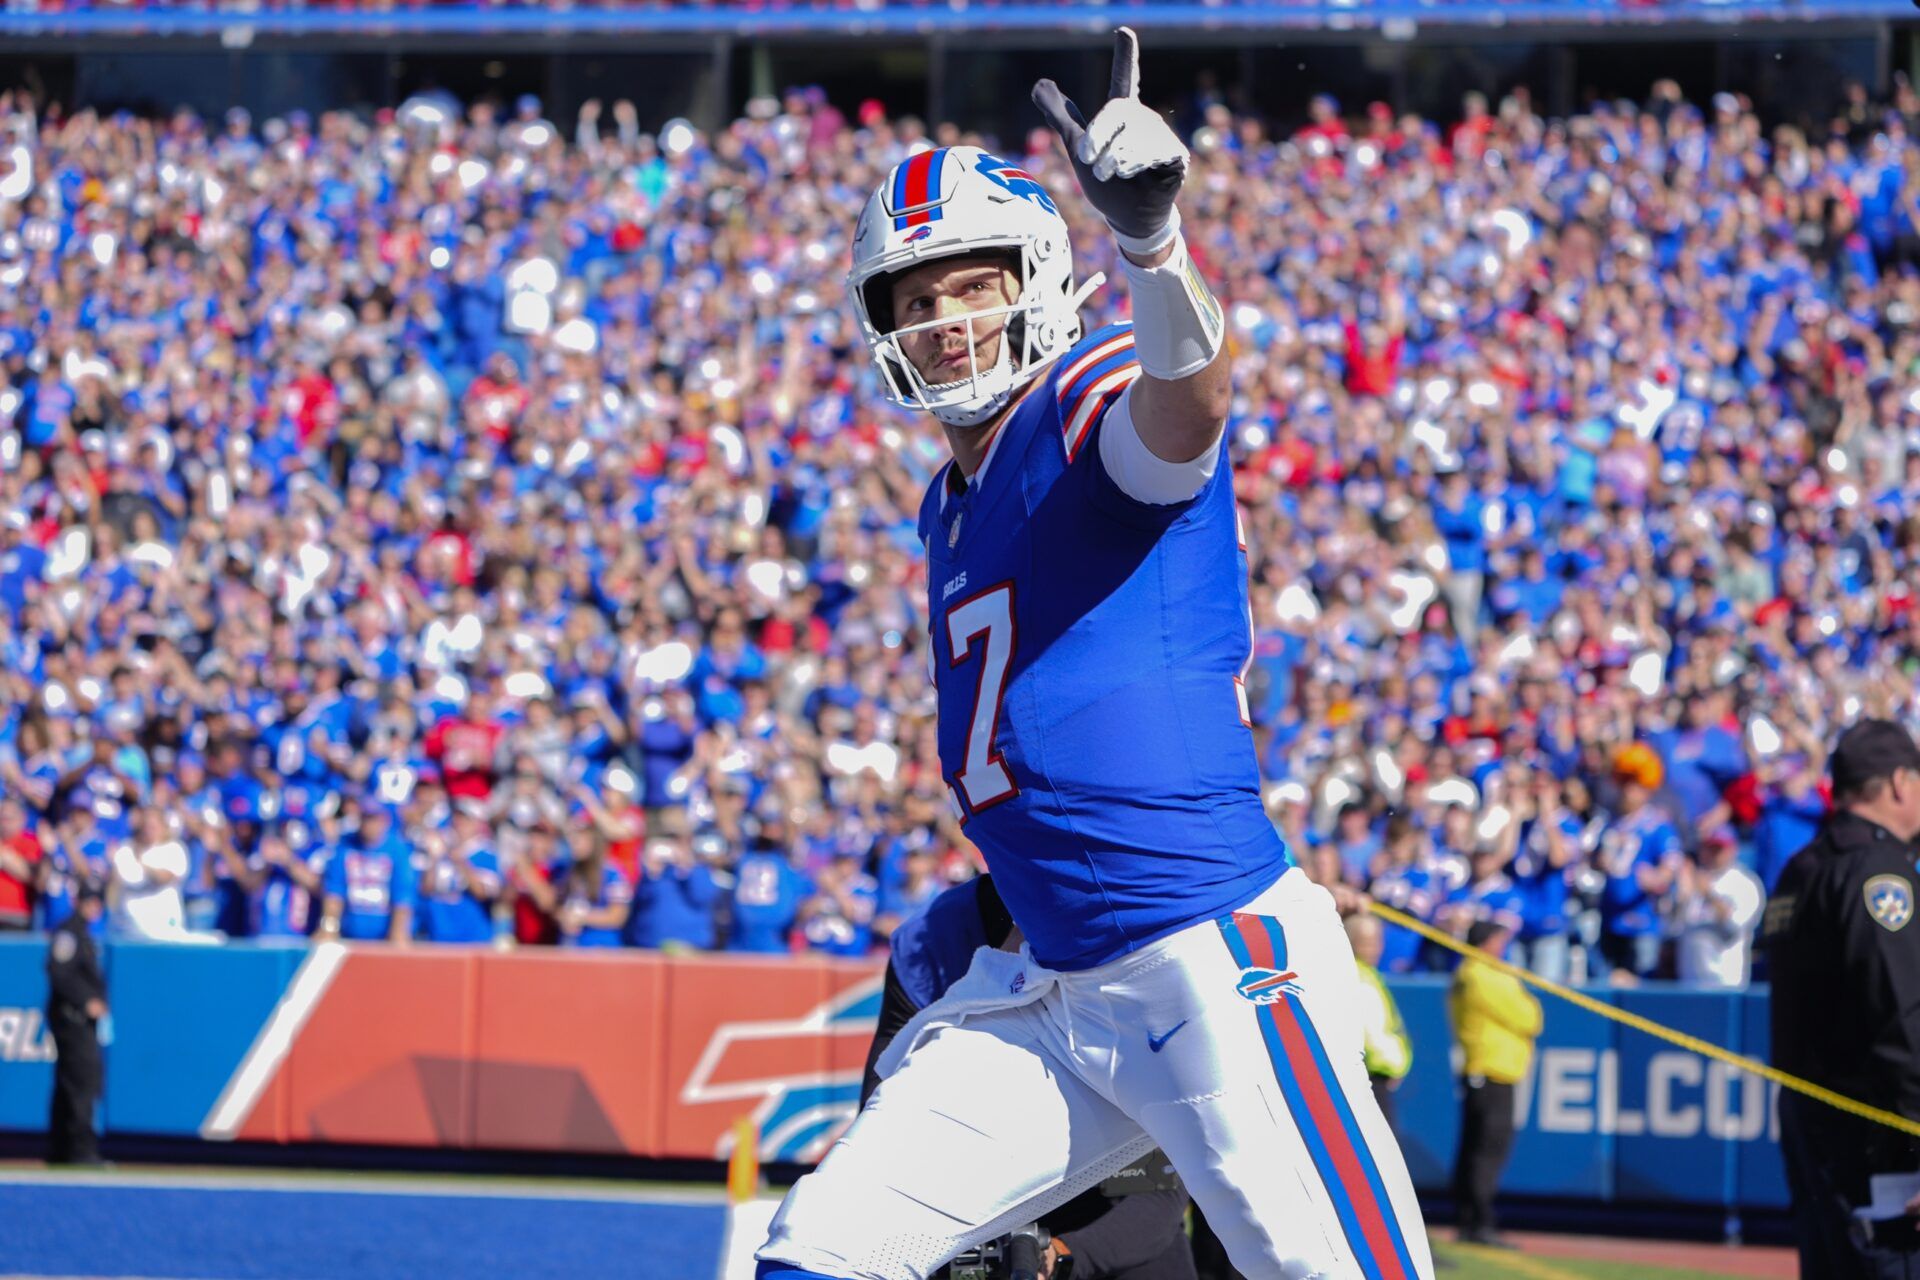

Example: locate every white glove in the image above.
[1032,28,1191,256]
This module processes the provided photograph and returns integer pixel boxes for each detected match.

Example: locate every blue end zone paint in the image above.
[0,1182,727,1280]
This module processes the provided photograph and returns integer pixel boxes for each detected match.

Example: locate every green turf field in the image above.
[1437,1241,1773,1279]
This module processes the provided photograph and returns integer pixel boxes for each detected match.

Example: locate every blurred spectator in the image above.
[548,837,633,949]
[1331,801,1381,886]
[1672,825,1765,987]
[875,842,943,938]
[1367,815,1455,975]
[731,834,812,953]
[627,812,721,950]
[507,824,566,947]
[1346,912,1412,1133]
[37,810,110,935]
[1598,746,1683,980]
[1430,468,1487,643]
[573,773,645,885]
[1438,830,1526,954]
[317,804,418,944]
[418,802,503,944]
[249,826,327,941]
[110,805,193,941]
[1652,689,1749,837]
[0,798,40,931]
[800,850,879,957]
[1507,773,1581,983]
[1754,750,1826,894]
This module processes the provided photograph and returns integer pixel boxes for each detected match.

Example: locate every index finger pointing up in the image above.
[1110,27,1140,101]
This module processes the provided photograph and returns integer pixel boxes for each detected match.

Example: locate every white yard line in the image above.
[0,1168,728,1206]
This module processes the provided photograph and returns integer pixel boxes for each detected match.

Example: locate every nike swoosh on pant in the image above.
[1147,1020,1189,1053]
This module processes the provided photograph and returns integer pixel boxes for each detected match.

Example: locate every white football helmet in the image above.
[849,145,1102,427]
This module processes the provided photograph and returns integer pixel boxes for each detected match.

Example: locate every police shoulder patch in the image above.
[51,931,76,963]
[1865,873,1914,933]
[1762,895,1796,939]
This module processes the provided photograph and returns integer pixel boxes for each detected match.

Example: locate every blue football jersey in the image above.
[1368,858,1449,975]
[1510,813,1581,940]
[1599,807,1679,936]
[917,323,1291,971]
[890,877,992,1009]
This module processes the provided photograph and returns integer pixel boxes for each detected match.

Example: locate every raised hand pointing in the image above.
[1032,27,1190,253]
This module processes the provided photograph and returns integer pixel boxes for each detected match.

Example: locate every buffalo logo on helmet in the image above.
[974,152,1058,215]
[1866,874,1913,933]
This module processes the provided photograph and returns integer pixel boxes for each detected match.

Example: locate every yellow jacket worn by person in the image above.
[1356,961,1412,1081]
[1449,956,1543,1085]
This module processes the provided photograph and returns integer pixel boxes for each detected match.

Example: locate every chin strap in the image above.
[1067,272,1107,313]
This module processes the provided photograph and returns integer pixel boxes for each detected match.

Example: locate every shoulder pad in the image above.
[1053,324,1140,462]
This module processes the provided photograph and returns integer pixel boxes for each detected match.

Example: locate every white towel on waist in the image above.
[874,943,1054,1081]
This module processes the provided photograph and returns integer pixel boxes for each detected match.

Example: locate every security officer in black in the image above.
[45,884,108,1166]
[1766,719,1920,1278]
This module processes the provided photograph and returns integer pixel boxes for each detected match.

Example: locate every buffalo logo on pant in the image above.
[1234,967,1301,1004]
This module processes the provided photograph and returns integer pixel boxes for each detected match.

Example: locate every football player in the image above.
[758,31,1432,1280]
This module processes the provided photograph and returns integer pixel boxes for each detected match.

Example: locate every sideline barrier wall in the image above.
[0,938,54,1131]
[1389,977,1787,1211]
[0,939,1787,1209]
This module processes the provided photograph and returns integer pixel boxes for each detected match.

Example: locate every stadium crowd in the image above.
[0,0,1780,12]
[0,70,1917,986]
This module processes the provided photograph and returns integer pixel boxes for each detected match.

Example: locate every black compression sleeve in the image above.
[860,959,925,1107]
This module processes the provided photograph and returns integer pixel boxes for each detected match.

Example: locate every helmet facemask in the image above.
[856,239,1100,429]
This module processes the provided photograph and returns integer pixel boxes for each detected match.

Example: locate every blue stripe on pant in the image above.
[756,1261,847,1279]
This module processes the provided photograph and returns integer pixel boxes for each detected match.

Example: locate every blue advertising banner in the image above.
[1736,990,1791,1211]
[1613,988,1743,1205]
[1365,978,1785,1212]
[0,938,56,1132]
[1503,982,1619,1203]
[105,942,304,1137]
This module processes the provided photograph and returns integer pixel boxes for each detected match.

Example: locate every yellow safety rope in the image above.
[1369,900,1920,1140]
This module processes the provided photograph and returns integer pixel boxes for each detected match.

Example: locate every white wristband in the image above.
[1110,205,1181,259]
[1119,227,1225,382]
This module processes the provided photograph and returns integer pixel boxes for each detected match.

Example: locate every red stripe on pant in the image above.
[1231,913,1409,1280]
